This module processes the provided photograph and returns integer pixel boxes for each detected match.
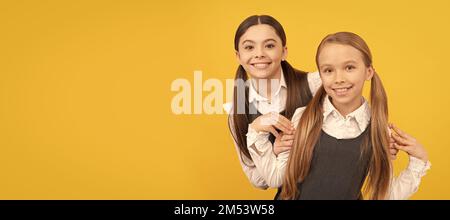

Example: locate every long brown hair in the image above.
[280,32,391,200]
[228,15,311,164]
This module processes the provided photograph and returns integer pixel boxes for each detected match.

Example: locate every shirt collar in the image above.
[248,68,287,103]
[322,95,371,131]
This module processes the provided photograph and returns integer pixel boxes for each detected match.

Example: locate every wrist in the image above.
[417,155,429,163]
[414,151,429,163]
[249,122,255,131]
[249,122,259,132]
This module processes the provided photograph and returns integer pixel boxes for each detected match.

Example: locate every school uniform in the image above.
[246,95,431,199]
[225,70,322,191]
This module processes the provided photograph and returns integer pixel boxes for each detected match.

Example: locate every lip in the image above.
[332,86,353,90]
[250,62,272,70]
[250,62,271,64]
[332,85,353,96]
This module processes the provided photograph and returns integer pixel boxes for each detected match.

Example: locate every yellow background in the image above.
[1,0,449,199]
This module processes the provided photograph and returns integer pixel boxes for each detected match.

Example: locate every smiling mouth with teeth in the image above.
[332,86,353,93]
[251,62,271,69]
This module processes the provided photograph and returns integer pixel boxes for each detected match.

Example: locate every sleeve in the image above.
[226,103,269,189]
[246,107,306,188]
[307,71,322,96]
[387,156,431,200]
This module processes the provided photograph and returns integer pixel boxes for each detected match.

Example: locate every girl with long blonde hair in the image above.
[247,32,431,199]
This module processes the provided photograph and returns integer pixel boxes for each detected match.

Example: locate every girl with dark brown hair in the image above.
[226,15,322,195]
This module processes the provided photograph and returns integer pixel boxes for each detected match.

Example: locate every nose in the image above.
[334,70,345,84]
[254,46,265,59]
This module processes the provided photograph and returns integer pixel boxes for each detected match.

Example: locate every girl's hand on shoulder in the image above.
[388,125,399,160]
[390,123,429,163]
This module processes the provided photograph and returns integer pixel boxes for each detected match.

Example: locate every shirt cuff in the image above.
[407,156,431,176]
[246,125,270,149]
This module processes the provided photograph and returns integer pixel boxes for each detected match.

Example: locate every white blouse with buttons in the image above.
[246,95,431,199]
[225,71,322,189]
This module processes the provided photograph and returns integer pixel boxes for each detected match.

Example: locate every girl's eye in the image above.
[323,69,332,73]
[346,65,355,71]
[266,44,275,49]
[244,45,254,50]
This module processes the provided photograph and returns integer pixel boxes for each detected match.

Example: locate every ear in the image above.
[282,46,288,61]
[366,66,375,80]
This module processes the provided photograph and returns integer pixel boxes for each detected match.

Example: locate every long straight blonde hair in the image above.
[280,32,391,200]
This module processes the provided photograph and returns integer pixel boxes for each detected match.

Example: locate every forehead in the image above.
[318,43,364,65]
[239,24,281,44]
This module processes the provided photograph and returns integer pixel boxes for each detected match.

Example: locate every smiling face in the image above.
[317,43,374,113]
[236,24,287,80]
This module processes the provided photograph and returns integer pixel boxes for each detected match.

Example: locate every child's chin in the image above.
[330,95,354,105]
[249,71,272,79]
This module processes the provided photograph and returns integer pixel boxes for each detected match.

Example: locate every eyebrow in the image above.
[319,64,332,69]
[319,60,358,69]
[343,60,358,64]
[241,38,278,45]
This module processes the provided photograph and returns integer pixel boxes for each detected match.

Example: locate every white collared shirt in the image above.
[223,71,321,115]
[247,68,287,114]
[246,95,431,199]
[225,71,322,189]
[322,94,371,139]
